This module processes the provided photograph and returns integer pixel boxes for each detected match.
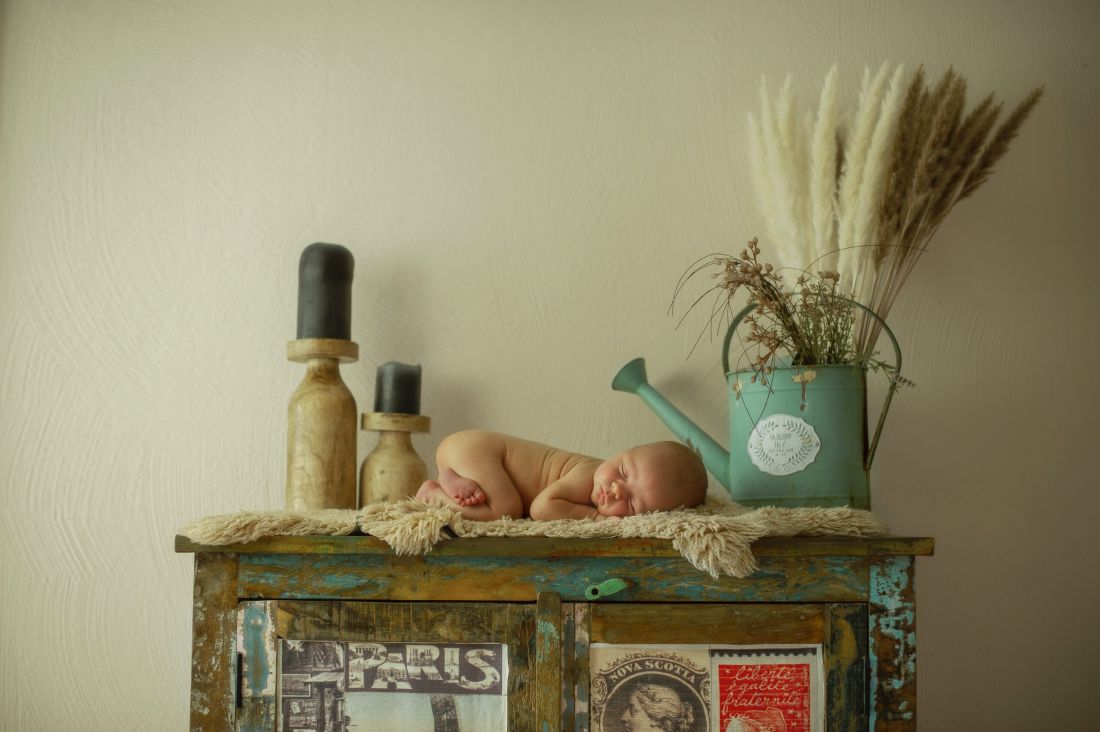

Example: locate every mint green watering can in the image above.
[612,301,901,509]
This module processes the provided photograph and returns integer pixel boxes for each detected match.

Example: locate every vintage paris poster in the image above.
[278,640,508,731]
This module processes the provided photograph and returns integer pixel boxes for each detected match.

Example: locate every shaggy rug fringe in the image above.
[181,494,885,578]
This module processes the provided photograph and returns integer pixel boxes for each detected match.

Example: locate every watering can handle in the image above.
[720,298,903,470]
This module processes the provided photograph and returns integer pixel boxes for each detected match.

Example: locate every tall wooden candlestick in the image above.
[286,243,359,510]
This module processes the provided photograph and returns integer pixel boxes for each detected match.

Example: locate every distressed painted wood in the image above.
[869,556,917,731]
[560,603,576,732]
[189,553,239,732]
[276,599,537,729]
[591,603,829,645]
[236,552,870,603]
[237,601,277,731]
[572,604,592,732]
[177,534,935,559]
[536,592,562,732]
[826,603,868,732]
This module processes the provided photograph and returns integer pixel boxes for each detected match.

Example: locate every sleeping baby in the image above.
[415,430,708,521]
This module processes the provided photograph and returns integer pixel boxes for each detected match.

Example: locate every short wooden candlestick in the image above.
[286,338,359,511]
[359,412,431,506]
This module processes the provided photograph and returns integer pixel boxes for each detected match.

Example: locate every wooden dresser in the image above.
[177,534,933,731]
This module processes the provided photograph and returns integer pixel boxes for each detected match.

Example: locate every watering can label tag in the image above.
[747,414,821,476]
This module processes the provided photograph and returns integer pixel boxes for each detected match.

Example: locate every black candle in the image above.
[296,242,354,339]
[374,362,422,415]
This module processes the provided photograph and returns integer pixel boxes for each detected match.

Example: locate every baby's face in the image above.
[591,444,685,517]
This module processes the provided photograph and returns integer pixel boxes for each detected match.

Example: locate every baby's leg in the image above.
[438,467,486,507]
[415,479,445,504]
[416,480,506,521]
[431,431,524,520]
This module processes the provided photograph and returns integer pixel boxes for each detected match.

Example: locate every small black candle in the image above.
[296,242,354,339]
[374,362,422,415]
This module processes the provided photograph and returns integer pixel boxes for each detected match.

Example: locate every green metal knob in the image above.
[585,578,628,600]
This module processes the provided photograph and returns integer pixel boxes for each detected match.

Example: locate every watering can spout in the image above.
[610,356,649,394]
[612,358,732,492]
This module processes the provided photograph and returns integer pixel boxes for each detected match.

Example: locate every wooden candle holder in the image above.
[359,412,431,506]
[286,338,359,511]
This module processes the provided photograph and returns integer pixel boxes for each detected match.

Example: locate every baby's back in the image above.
[501,434,597,501]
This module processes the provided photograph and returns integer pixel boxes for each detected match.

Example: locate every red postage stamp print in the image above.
[712,646,822,732]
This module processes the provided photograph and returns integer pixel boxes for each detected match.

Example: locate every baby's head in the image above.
[591,441,708,517]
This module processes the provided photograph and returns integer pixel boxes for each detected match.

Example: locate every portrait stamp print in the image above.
[590,645,710,732]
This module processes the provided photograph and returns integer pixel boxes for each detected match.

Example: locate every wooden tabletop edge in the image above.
[175,533,934,557]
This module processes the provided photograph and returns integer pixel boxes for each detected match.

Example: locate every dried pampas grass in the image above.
[850,64,908,304]
[747,64,1043,357]
[858,70,1043,354]
[836,63,895,295]
[809,65,840,271]
[750,75,809,272]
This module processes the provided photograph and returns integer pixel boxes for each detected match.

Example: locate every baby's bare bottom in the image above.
[415,432,524,520]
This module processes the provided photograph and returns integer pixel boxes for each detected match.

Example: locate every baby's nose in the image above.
[611,482,622,498]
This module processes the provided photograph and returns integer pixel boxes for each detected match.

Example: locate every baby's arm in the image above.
[528,465,599,521]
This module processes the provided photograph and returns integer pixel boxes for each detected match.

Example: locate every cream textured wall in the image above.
[1,1,1097,728]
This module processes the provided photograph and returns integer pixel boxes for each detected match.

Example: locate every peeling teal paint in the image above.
[869,556,917,727]
[239,554,866,603]
[536,619,560,663]
[242,603,270,697]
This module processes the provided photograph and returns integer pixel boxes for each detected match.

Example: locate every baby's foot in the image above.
[439,468,487,507]
[416,480,443,503]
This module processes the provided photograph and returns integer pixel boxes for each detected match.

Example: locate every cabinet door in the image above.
[569,602,866,732]
[236,599,544,731]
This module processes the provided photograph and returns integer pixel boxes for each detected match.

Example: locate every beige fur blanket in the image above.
[181,495,885,578]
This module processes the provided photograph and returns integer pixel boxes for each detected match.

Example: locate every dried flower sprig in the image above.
[670,238,901,386]
[669,238,789,359]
